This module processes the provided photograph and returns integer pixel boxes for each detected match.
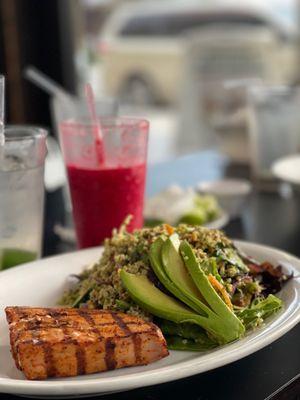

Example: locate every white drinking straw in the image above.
[24,66,72,99]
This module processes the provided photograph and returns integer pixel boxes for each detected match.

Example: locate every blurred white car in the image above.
[99,1,296,105]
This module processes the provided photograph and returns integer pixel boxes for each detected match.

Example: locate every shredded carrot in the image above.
[191,231,198,241]
[208,274,233,310]
[164,224,174,235]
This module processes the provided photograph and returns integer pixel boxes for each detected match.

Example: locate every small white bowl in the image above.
[272,154,300,186]
[197,179,252,218]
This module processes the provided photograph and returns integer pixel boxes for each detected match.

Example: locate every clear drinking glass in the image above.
[59,117,149,248]
[51,96,118,137]
[0,126,47,270]
[248,86,300,180]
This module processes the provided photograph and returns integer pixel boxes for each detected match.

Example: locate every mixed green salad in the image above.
[60,222,291,351]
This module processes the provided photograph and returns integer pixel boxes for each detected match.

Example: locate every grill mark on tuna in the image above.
[34,324,57,378]
[41,311,60,377]
[48,310,86,376]
[60,327,86,376]
[52,331,88,377]
[111,313,142,364]
[77,309,95,323]
[103,312,120,370]
[77,309,103,337]
[43,343,57,377]
[105,338,116,370]
[111,313,132,335]
[75,345,86,375]
[131,332,142,364]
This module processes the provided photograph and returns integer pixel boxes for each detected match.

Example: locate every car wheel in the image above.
[120,77,156,106]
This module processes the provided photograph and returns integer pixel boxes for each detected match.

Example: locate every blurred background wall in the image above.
[0,0,299,165]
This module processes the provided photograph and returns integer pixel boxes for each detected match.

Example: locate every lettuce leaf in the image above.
[166,335,217,351]
[236,294,282,330]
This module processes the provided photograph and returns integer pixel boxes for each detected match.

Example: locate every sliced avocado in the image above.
[161,234,199,298]
[120,270,202,324]
[149,237,168,281]
[160,234,211,316]
[121,269,244,344]
[149,237,207,316]
[180,240,245,338]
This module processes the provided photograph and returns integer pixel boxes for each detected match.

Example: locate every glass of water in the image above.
[248,85,300,180]
[0,126,47,270]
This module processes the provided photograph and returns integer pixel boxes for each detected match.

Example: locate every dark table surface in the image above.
[2,152,300,400]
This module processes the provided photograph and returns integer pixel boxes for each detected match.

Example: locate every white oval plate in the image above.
[272,154,300,185]
[0,241,299,398]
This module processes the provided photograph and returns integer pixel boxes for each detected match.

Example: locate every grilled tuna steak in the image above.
[5,306,169,380]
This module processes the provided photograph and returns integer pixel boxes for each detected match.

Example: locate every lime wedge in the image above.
[0,248,37,270]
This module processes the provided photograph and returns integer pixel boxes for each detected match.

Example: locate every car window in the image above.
[119,12,269,37]
[119,14,168,36]
[166,13,268,35]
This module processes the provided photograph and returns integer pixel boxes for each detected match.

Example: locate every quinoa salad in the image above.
[60,224,233,316]
[59,221,291,350]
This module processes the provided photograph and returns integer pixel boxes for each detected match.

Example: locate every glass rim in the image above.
[4,125,48,142]
[60,116,149,130]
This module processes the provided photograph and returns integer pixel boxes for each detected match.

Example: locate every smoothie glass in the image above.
[0,126,47,269]
[51,96,119,213]
[59,117,149,248]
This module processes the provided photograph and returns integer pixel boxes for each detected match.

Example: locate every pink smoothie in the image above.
[67,163,146,248]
